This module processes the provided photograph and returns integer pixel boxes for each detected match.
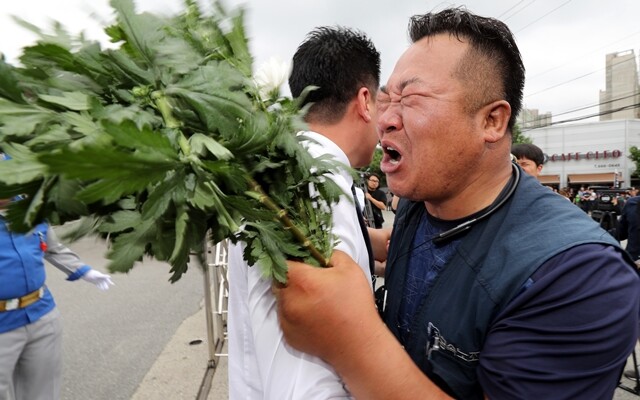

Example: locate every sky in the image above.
[1,0,639,126]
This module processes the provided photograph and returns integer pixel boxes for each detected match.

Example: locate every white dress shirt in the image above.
[227,131,372,399]
[354,186,366,212]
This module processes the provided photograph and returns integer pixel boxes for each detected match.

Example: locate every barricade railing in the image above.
[196,239,229,399]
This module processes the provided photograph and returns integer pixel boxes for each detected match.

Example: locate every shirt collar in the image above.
[298,130,354,185]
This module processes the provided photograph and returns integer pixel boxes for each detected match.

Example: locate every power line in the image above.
[523,102,640,131]
[550,102,639,125]
[515,0,572,34]
[552,91,640,119]
[497,1,640,127]
[521,91,640,126]
[522,53,640,126]
[526,69,601,98]
[527,30,640,81]
[525,55,637,98]
[502,1,638,88]
[501,0,538,21]
[498,0,528,18]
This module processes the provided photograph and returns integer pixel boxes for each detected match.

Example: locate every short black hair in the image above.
[407,7,525,132]
[511,143,544,166]
[288,26,381,124]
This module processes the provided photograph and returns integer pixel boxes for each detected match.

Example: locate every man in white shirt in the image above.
[227,26,382,399]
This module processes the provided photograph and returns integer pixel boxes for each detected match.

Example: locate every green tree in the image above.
[628,146,640,177]
[512,123,532,144]
[360,146,384,186]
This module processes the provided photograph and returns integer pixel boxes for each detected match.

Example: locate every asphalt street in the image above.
[46,226,205,400]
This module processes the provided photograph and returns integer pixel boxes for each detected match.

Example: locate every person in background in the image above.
[558,187,572,201]
[615,192,626,212]
[586,188,597,213]
[0,183,114,400]
[574,185,586,209]
[616,187,640,263]
[227,26,386,399]
[511,142,544,178]
[364,173,387,228]
[275,7,640,399]
[386,191,394,211]
[616,186,640,382]
[619,187,638,212]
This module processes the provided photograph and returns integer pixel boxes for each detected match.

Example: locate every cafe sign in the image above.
[548,149,622,162]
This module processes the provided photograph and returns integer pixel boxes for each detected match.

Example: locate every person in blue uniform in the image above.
[0,156,113,400]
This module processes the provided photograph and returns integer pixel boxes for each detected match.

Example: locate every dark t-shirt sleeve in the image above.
[372,189,387,205]
[478,243,640,399]
[369,190,387,227]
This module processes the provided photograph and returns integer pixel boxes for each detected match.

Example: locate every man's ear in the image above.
[482,100,511,143]
[356,87,373,123]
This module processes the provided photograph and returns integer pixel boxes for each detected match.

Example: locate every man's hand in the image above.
[374,260,387,276]
[274,251,449,400]
[274,250,378,363]
[82,269,114,291]
[369,227,391,262]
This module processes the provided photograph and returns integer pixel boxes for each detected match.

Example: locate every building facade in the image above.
[526,119,640,189]
[599,50,640,121]
[517,108,552,129]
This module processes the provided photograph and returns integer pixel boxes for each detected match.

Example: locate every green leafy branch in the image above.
[0,0,343,283]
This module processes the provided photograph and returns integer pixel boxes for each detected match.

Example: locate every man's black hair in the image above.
[288,26,381,124]
[511,143,544,166]
[407,7,525,132]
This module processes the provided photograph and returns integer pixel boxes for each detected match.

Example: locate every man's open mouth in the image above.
[384,145,401,164]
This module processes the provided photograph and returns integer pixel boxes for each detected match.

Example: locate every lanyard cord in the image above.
[394,163,520,258]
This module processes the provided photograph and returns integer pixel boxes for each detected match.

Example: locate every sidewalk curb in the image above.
[131,305,209,399]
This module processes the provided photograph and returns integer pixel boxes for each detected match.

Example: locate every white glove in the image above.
[82,269,114,291]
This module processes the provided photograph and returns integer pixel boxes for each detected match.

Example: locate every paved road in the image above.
[46,228,205,400]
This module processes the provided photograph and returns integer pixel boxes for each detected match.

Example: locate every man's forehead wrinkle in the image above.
[399,77,421,92]
[387,77,422,98]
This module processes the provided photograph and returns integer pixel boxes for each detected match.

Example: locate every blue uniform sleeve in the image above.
[478,244,640,399]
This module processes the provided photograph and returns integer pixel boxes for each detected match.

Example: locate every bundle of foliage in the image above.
[0,0,344,283]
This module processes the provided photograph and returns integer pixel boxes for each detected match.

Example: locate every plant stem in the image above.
[152,91,192,158]
[245,177,330,268]
[152,91,181,129]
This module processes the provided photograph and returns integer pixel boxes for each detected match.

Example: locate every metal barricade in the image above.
[196,239,229,399]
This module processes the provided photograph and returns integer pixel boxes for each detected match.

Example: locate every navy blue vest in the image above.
[383,171,622,399]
